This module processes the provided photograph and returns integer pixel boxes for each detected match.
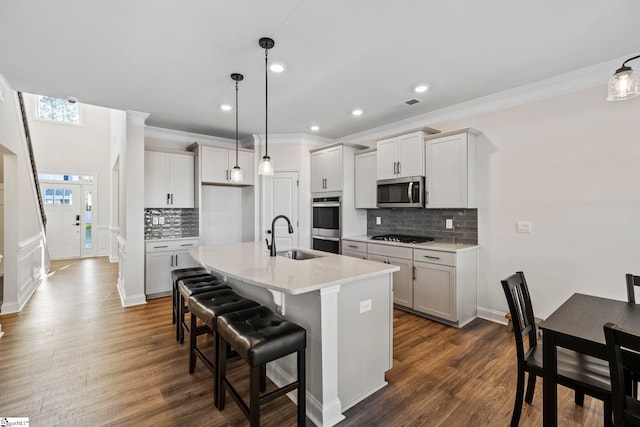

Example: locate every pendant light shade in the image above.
[607,55,640,101]
[258,37,275,176]
[230,73,244,184]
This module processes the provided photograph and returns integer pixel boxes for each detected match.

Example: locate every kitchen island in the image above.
[189,242,399,427]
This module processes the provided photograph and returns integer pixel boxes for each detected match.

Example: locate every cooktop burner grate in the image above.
[370,234,435,244]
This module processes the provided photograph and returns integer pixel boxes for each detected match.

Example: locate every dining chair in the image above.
[604,322,640,426]
[626,274,640,304]
[501,272,612,427]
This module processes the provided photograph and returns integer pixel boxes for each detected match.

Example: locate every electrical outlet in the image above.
[376,217,381,225]
[445,218,453,229]
[360,299,372,313]
[516,220,532,233]
[152,216,158,225]
[159,216,165,225]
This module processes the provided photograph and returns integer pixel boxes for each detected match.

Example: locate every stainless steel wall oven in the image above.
[312,196,341,253]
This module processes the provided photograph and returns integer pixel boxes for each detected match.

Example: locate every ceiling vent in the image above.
[404,98,421,106]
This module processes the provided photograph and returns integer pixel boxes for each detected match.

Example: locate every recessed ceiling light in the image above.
[220,104,232,111]
[270,63,285,73]
[414,84,429,93]
[310,125,319,131]
[352,109,363,116]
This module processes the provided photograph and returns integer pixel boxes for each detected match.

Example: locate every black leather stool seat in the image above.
[176,276,229,343]
[217,306,306,426]
[217,306,306,366]
[189,290,260,332]
[171,267,209,325]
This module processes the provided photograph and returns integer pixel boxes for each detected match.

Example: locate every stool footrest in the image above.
[260,380,300,405]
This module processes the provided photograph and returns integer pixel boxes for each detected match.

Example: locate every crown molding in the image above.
[145,125,235,145]
[340,55,630,143]
[252,133,333,146]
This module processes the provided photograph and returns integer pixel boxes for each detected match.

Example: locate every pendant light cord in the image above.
[235,80,239,167]
[264,46,268,158]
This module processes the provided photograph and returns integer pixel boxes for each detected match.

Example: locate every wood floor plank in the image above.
[0,257,609,426]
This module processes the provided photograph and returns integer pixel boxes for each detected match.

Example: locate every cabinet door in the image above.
[413,261,456,321]
[368,254,413,308]
[397,132,424,177]
[342,249,367,260]
[426,133,468,208]
[174,249,200,269]
[324,146,343,192]
[145,250,173,296]
[310,151,326,193]
[201,146,229,184]
[169,154,195,208]
[376,137,398,180]
[144,151,170,207]
[355,152,377,209]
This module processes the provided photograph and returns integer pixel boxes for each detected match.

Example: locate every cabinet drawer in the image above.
[413,248,456,266]
[342,240,367,253]
[146,238,200,253]
[367,243,412,259]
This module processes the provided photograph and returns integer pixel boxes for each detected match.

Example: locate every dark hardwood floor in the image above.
[0,257,607,426]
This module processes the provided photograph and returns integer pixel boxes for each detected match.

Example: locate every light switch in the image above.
[360,299,372,313]
[516,220,532,233]
[376,217,381,225]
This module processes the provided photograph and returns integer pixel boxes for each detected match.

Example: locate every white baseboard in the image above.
[477,306,508,325]
[116,279,147,307]
[0,301,19,314]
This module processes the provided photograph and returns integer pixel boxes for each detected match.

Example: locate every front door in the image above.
[43,183,83,259]
[262,170,299,251]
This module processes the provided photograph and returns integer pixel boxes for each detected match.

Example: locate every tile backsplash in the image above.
[144,208,199,240]
[367,208,477,244]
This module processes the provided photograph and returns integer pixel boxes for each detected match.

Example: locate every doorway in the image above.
[40,174,97,259]
[262,170,300,251]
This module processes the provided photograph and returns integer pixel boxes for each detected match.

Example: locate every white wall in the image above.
[24,93,112,257]
[0,75,49,314]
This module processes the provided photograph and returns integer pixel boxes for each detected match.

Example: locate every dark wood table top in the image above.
[539,293,640,358]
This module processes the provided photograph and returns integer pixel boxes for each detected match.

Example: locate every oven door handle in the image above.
[312,235,341,242]
[408,182,414,203]
[312,202,341,208]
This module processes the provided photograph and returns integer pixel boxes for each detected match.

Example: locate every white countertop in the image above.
[343,235,479,252]
[189,242,399,295]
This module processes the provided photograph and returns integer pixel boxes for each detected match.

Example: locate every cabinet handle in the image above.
[170,254,174,267]
[413,266,416,280]
[226,170,229,181]
[180,244,194,247]
[170,193,174,205]
[397,161,401,175]
[362,256,366,260]
[423,255,440,260]
[175,254,178,265]
[154,245,169,249]
[167,193,171,205]
[393,162,397,175]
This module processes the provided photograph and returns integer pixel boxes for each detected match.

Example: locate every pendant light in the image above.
[258,37,275,176]
[230,73,244,184]
[607,55,640,101]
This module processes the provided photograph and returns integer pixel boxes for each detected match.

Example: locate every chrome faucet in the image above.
[266,215,294,256]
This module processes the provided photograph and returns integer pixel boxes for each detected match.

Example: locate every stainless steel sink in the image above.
[276,250,323,260]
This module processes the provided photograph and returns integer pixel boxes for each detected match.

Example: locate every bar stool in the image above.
[216,305,306,427]
[188,289,261,403]
[171,267,209,325]
[176,275,228,343]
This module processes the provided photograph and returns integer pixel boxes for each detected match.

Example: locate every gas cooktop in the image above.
[370,234,435,244]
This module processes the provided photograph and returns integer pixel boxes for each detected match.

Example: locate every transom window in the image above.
[39,173,93,183]
[36,95,81,125]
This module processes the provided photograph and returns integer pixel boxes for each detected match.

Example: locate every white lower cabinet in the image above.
[367,243,413,308]
[413,261,456,321]
[342,240,367,259]
[145,238,201,297]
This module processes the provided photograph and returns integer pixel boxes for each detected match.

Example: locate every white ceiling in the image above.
[1,0,639,140]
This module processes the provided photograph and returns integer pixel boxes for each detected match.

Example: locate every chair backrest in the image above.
[604,322,640,427]
[501,271,538,365]
[626,274,640,304]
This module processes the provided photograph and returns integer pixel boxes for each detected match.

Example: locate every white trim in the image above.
[17,233,43,250]
[145,125,235,145]
[339,56,626,143]
[477,306,509,325]
[0,73,10,103]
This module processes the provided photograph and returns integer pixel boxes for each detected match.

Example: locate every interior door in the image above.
[263,170,299,252]
[43,183,83,259]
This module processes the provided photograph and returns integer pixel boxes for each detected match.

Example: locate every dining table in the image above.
[539,293,640,426]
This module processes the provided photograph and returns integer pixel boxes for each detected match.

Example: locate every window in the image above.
[36,95,81,125]
[39,173,93,183]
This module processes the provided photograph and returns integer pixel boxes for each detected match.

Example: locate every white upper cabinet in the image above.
[144,151,195,208]
[425,129,479,209]
[200,145,254,186]
[354,149,377,209]
[311,145,343,193]
[376,131,425,180]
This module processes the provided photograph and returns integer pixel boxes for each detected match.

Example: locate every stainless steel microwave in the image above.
[377,176,425,208]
